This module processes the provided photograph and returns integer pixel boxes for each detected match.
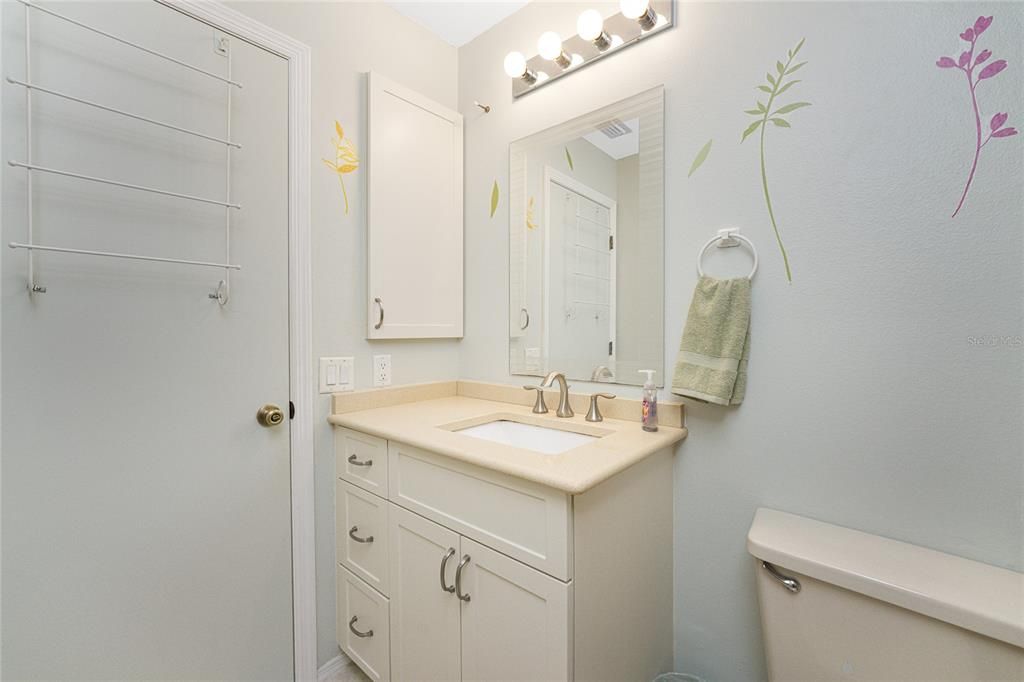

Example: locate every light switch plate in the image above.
[319,357,354,394]
[372,354,391,387]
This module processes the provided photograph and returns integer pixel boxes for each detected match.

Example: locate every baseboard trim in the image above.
[317,654,346,682]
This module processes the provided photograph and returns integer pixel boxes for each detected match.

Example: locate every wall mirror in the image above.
[509,86,664,387]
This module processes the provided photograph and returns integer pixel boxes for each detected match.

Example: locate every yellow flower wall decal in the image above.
[526,196,537,230]
[322,120,359,215]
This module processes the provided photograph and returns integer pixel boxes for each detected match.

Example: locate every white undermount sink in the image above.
[455,419,598,455]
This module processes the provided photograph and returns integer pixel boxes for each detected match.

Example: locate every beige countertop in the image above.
[328,395,687,494]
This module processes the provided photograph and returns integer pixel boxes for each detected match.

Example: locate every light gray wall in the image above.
[226,2,460,666]
[458,3,1023,680]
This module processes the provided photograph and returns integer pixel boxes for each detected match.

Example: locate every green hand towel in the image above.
[671,275,750,406]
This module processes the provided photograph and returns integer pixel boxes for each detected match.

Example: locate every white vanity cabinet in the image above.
[334,426,674,682]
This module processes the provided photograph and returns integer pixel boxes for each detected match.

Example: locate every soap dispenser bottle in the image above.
[639,369,658,432]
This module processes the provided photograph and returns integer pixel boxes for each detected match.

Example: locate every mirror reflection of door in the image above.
[544,169,616,382]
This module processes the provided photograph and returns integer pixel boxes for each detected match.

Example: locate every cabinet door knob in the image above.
[348,616,374,638]
[348,526,374,544]
[347,453,373,467]
[439,547,456,594]
[455,554,472,602]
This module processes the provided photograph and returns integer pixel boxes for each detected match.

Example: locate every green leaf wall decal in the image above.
[565,146,575,171]
[688,139,713,177]
[490,180,499,218]
[741,119,764,141]
[772,102,812,115]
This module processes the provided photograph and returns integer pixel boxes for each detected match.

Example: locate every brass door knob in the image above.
[257,404,285,428]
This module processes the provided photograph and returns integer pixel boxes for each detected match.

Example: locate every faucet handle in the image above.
[523,385,549,414]
[585,392,616,422]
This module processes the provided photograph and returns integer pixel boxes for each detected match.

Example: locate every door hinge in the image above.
[609,235,614,250]
[289,401,295,420]
[608,341,613,355]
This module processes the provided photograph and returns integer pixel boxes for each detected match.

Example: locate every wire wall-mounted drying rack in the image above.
[7,0,242,304]
[697,228,758,280]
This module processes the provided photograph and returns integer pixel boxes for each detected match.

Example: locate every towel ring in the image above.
[697,229,758,280]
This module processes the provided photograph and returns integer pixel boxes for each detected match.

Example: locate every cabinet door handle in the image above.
[348,615,373,638]
[439,547,456,593]
[348,526,374,544]
[347,454,373,467]
[373,297,384,330]
[455,554,471,602]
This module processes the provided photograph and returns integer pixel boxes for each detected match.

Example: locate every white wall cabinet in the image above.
[335,430,673,681]
[367,72,464,339]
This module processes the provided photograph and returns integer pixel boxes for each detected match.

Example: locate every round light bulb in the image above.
[503,51,527,78]
[619,0,650,20]
[577,10,604,41]
[537,31,564,61]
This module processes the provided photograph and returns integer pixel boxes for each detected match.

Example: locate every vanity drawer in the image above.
[337,566,391,682]
[336,427,388,497]
[337,480,390,595]
[388,441,572,580]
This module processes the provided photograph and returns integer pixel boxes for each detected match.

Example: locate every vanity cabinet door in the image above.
[388,504,462,681]
[459,538,572,682]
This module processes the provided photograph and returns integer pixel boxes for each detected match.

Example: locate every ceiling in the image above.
[385,1,530,47]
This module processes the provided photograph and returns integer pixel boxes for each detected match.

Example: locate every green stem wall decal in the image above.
[742,38,811,282]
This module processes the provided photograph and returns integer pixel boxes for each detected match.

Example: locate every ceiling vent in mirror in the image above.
[597,119,633,138]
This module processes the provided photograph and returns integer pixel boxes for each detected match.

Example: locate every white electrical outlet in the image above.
[372,354,392,387]
[319,357,354,394]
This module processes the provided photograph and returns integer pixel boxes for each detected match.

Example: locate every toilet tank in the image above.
[747,508,1024,682]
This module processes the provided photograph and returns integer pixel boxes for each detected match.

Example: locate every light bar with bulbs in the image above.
[503,0,673,97]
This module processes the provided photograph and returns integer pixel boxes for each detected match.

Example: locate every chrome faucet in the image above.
[540,371,574,418]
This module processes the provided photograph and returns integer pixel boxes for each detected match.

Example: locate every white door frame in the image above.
[151,2,315,678]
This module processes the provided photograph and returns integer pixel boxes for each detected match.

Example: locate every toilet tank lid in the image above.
[747,508,1024,649]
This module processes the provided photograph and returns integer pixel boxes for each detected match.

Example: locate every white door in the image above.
[1,2,293,679]
[388,504,462,681]
[459,538,572,682]
[367,71,463,339]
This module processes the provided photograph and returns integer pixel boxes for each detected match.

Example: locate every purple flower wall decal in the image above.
[937,15,1017,217]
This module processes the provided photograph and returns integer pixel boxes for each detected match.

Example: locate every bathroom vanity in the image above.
[328,382,686,681]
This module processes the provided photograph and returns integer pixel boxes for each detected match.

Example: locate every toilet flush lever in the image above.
[762,561,801,593]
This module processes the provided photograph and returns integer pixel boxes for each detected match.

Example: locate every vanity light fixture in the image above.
[503,51,537,85]
[620,0,658,31]
[504,0,672,97]
[537,31,572,69]
[577,10,612,52]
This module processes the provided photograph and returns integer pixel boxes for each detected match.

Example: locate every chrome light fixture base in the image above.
[511,0,673,98]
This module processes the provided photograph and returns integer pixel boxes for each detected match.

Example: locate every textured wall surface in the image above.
[458,3,1023,679]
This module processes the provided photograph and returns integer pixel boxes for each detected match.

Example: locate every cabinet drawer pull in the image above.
[348,526,374,544]
[439,547,456,593]
[455,554,471,602]
[348,615,373,638]
[347,454,373,467]
[374,297,384,330]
